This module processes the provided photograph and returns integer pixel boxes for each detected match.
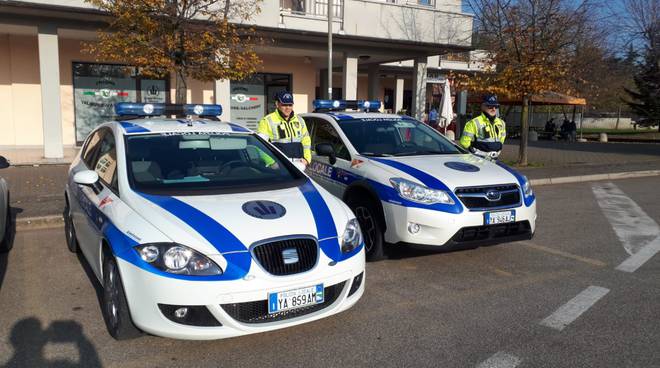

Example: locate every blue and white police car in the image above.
[302,100,536,261]
[64,103,365,340]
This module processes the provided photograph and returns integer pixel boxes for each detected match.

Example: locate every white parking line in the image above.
[540,286,609,331]
[592,183,660,272]
[476,352,522,368]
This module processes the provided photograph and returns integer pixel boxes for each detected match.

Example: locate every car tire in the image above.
[347,196,385,262]
[0,192,13,253]
[102,254,141,340]
[64,198,79,253]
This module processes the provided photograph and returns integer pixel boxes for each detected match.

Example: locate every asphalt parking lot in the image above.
[1,177,659,368]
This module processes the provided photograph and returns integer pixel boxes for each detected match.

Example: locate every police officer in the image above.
[257,90,312,167]
[459,94,506,159]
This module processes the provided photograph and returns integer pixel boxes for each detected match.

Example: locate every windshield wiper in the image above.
[360,152,394,157]
[392,150,449,156]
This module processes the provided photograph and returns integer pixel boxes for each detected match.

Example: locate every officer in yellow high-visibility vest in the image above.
[460,94,506,159]
[257,91,312,167]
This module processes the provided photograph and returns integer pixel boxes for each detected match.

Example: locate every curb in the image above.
[16,215,64,231]
[12,169,660,231]
[529,169,660,186]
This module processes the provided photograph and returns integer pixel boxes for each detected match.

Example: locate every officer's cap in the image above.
[275,90,294,105]
[482,94,499,107]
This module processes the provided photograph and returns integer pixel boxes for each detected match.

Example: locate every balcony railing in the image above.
[280,0,344,18]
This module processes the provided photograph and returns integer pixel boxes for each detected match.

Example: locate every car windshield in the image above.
[337,118,465,157]
[125,133,303,194]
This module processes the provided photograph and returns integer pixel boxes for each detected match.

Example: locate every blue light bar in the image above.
[115,103,165,116]
[183,104,222,116]
[312,99,381,112]
[115,103,223,117]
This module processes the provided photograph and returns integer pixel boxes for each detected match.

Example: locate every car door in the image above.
[74,129,119,277]
[306,117,353,199]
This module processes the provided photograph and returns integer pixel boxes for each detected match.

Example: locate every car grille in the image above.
[220,282,346,324]
[252,238,318,276]
[451,221,532,243]
[455,184,521,210]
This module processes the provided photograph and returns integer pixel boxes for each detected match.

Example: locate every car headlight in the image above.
[341,218,363,253]
[134,243,223,276]
[390,177,454,205]
[521,175,533,197]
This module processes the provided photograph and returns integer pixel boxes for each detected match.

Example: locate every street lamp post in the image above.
[327,0,333,99]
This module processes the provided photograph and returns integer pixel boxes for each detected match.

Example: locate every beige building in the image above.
[0,0,474,159]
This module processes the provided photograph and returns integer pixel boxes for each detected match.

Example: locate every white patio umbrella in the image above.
[439,81,453,135]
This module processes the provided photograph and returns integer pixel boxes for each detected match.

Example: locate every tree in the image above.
[85,0,262,104]
[457,0,595,165]
[625,40,660,131]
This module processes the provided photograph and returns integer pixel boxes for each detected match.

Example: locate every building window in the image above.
[230,73,292,130]
[72,62,168,145]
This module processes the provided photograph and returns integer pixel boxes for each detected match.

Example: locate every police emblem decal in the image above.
[242,200,287,219]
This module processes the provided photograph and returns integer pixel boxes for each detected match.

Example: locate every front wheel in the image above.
[348,197,385,262]
[102,255,141,340]
[64,199,78,253]
[0,193,13,253]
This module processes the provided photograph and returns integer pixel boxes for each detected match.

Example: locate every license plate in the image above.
[268,284,324,314]
[484,210,516,225]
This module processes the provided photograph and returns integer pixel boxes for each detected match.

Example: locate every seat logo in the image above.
[485,190,502,201]
[282,248,299,265]
[242,201,287,219]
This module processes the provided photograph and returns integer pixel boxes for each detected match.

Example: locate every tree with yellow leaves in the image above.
[85,0,262,104]
[457,0,595,165]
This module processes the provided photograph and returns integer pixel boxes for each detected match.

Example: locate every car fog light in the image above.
[408,222,421,234]
[174,307,189,319]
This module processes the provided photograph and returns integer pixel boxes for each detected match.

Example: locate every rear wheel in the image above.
[64,198,78,253]
[102,254,141,340]
[0,192,13,253]
[347,196,385,262]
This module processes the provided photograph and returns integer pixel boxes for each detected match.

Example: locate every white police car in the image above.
[302,100,536,261]
[64,103,365,340]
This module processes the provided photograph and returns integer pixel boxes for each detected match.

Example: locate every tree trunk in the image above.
[175,69,187,105]
[518,95,529,166]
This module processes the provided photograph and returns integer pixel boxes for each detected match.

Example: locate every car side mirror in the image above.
[315,143,336,165]
[74,170,99,186]
[0,156,9,169]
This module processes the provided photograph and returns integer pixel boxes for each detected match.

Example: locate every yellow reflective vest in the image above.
[257,110,312,163]
[459,113,506,150]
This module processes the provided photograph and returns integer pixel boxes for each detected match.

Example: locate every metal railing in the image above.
[280,0,344,18]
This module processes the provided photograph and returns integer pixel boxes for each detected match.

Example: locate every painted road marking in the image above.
[524,242,607,267]
[592,183,660,272]
[616,236,660,273]
[476,352,521,368]
[540,286,609,331]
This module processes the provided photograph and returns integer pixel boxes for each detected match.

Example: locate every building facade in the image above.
[0,0,473,159]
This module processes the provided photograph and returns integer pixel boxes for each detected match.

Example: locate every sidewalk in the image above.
[1,139,659,221]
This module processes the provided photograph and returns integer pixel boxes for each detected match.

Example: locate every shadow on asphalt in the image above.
[74,252,105,321]
[0,207,19,292]
[385,242,477,260]
[1,318,102,368]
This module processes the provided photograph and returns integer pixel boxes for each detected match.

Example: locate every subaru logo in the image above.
[282,248,299,265]
[242,201,286,219]
[485,190,502,201]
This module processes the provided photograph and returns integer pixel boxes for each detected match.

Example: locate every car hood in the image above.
[127,181,351,257]
[368,154,519,190]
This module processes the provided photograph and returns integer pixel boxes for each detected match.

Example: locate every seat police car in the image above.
[302,100,536,261]
[64,103,365,340]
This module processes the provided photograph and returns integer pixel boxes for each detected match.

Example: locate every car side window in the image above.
[92,131,118,192]
[310,119,350,161]
[82,130,104,168]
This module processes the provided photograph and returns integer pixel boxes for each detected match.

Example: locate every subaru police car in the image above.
[302,100,536,261]
[64,103,365,340]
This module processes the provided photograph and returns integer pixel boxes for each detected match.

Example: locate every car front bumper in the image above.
[382,199,537,247]
[116,250,365,340]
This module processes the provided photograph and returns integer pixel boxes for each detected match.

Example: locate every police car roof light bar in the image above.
[115,103,223,117]
[312,99,381,112]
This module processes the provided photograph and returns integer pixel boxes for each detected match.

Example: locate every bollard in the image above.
[599,133,608,143]
[529,130,538,142]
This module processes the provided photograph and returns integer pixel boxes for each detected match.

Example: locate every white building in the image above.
[0,0,474,158]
